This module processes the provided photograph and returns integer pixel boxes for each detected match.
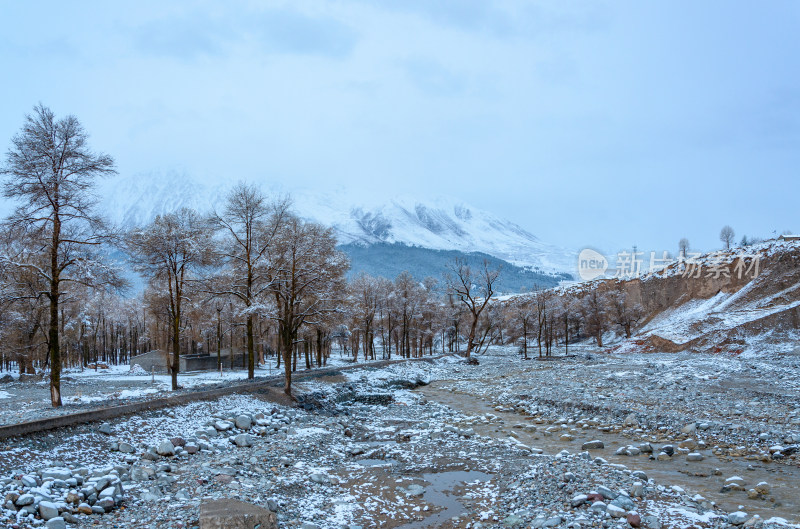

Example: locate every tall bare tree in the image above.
[128,208,212,390]
[678,238,690,257]
[0,104,117,406]
[349,273,380,361]
[269,215,348,396]
[210,183,290,379]
[720,225,735,250]
[445,258,501,359]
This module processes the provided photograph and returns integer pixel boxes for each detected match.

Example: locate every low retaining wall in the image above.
[0,355,443,440]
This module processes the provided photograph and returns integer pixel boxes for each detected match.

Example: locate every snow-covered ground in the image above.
[1,347,798,528]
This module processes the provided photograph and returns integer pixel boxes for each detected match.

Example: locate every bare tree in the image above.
[509,295,535,360]
[606,288,643,339]
[720,225,735,250]
[127,208,212,390]
[0,104,118,406]
[269,215,348,396]
[209,183,290,379]
[445,258,501,359]
[678,238,690,257]
[580,290,608,347]
[349,273,381,362]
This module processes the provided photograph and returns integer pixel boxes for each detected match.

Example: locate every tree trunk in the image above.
[247,314,255,379]
[49,215,62,407]
[465,315,478,358]
[171,312,180,390]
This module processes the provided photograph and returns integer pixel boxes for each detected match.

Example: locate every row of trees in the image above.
[0,105,650,408]
[0,105,356,405]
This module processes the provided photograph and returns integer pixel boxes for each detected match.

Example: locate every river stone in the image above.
[597,485,617,500]
[623,413,639,427]
[98,423,113,435]
[98,486,116,500]
[589,501,607,513]
[214,420,234,431]
[660,445,675,456]
[571,494,588,507]
[38,501,59,520]
[199,499,277,529]
[611,494,636,511]
[15,494,34,506]
[309,473,331,485]
[235,415,252,430]
[607,504,627,518]
[630,482,644,498]
[729,512,749,525]
[687,452,704,461]
[233,434,253,447]
[118,442,134,454]
[582,440,604,450]
[45,518,66,529]
[97,497,115,511]
[41,468,72,481]
[156,440,175,456]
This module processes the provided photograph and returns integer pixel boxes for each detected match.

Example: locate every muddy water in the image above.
[402,471,492,529]
[419,381,800,523]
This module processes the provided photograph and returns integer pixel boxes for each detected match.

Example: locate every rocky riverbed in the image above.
[0,347,798,528]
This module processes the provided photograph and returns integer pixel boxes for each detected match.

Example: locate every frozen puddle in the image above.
[402,470,492,528]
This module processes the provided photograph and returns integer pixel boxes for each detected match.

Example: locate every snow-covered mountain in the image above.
[99,171,576,275]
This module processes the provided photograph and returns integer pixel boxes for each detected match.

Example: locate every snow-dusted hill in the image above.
[98,171,576,275]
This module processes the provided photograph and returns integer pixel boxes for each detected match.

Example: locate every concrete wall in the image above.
[131,349,247,373]
[130,350,169,374]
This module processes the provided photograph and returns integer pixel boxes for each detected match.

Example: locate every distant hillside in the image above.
[339,242,572,293]
[562,239,800,356]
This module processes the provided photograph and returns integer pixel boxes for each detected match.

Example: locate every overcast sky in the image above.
[1,1,797,255]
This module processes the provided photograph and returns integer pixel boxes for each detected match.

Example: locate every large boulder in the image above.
[156,440,175,456]
[38,501,60,520]
[199,499,277,529]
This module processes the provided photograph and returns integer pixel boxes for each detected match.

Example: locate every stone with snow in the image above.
[235,415,252,429]
[38,500,60,520]
[571,494,588,507]
[156,440,175,456]
[728,512,749,525]
[46,518,66,529]
[233,433,253,447]
[607,504,627,518]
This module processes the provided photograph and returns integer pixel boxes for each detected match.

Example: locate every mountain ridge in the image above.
[98,170,577,277]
